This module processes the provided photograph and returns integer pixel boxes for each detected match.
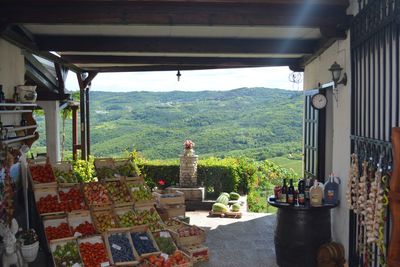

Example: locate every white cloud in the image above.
[65,66,303,92]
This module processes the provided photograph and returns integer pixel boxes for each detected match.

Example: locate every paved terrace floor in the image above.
[188,211,278,267]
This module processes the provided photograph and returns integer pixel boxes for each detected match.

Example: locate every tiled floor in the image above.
[187,211,278,267]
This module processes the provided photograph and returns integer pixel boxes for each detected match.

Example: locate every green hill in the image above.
[33,87,304,162]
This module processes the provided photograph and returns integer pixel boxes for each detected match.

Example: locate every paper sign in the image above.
[160,231,171,238]
[101,262,110,267]
[72,263,81,267]
[161,253,169,260]
[131,187,139,192]
[112,244,122,250]
[74,232,82,237]
[139,236,149,240]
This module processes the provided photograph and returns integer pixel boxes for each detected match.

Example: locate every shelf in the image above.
[5,125,37,132]
[1,134,36,145]
[0,110,33,114]
[0,103,37,107]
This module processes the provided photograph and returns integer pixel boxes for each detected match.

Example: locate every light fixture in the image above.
[176,70,181,81]
[329,62,347,87]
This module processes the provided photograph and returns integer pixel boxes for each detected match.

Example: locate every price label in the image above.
[139,236,149,240]
[161,253,169,260]
[131,187,139,192]
[74,232,82,237]
[112,244,122,250]
[72,263,81,267]
[101,262,110,267]
[160,231,171,238]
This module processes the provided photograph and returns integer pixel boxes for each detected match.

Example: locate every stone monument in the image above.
[179,140,198,187]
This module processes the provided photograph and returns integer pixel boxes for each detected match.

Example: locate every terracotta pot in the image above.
[20,241,39,263]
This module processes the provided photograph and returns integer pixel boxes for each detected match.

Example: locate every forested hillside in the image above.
[33,87,304,162]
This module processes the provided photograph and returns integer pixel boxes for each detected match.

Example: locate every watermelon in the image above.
[231,203,240,212]
[230,192,240,200]
[220,192,230,198]
[212,203,228,213]
[216,195,229,205]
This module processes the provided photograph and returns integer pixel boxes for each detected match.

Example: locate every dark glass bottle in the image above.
[287,179,295,205]
[280,179,287,203]
[13,87,19,102]
[298,179,306,205]
[20,115,28,135]
[0,85,4,103]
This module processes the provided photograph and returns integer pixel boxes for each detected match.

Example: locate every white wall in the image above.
[304,37,352,257]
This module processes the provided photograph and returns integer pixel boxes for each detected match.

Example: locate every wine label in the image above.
[280,194,287,203]
[112,244,122,250]
[287,194,294,203]
[327,190,334,199]
[298,193,305,204]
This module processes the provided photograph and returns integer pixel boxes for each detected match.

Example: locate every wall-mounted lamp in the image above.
[328,62,347,87]
[176,70,181,82]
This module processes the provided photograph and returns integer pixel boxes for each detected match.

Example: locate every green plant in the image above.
[19,229,39,245]
[73,156,96,182]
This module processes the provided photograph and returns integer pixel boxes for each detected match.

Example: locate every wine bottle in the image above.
[280,179,287,203]
[298,179,306,205]
[20,115,28,135]
[287,179,295,205]
[13,87,19,102]
[0,85,4,103]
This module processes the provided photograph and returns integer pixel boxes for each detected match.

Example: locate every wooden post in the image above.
[85,85,91,156]
[71,105,79,161]
[388,128,400,267]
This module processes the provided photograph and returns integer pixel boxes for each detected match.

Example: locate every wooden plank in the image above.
[79,65,270,72]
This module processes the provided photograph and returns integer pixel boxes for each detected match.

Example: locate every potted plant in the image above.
[19,229,39,262]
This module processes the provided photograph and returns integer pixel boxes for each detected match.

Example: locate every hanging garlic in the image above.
[347,154,359,211]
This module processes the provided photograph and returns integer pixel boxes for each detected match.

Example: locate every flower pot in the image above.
[21,241,39,262]
[16,85,37,103]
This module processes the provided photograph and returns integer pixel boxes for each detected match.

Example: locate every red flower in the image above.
[158,180,165,186]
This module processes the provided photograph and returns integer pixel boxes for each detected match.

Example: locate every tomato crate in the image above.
[52,161,78,186]
[29,161,57,188]
[91,207,118,234]
[104,180,133,207]
[58,184,88,212]
[169,224,205,247]
[142,250,193,267]
[77,235,111,267]
[43,215,73,244]
[82,182,112,208]
[103,228,140,266]
[34,185,64,216]
[178,244,209,263]
[49,237,83,267]
[129,225,161,259]
[153,190,185,207]
[67,210,97,238]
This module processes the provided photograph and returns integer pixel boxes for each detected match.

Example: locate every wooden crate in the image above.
[52,161,78,186]
[82,182,112,208]
[103,229,140,266]
[129,209,165,232]
[164,218,184,232]
[94,158,116,180]
[114,158,140,178]
[129,225,161,259]
[67,210,97,237]
[77,235,111,267]
[128,184,155,206]
[153,190,185,207]
[142,250,193,267]
[43,215,73,243]
[104,180,133,207]
[91,207,118,234]
[179,244,209,263]
[28,162,57,188]
[49,237,83,267]
[152,230,178,255]
[164,205,186,219]
[169,224,205,247]
[58,184,88,212]
[124,176,145,186]
[34,184,64,216]
[113,205,135,228]
[209,210,242,218]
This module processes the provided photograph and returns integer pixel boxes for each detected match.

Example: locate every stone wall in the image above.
[179,155,198,187]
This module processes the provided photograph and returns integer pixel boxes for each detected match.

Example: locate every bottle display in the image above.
[287,179,295,205]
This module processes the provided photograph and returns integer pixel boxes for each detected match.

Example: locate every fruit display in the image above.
[105,181,132,204]
[71,221,96,237]
[215,194,229,205]
[36,195,64,214]
[59,186,87,212]
[116,210,136,228]
[54,168,77,184]
[52,240,82,267]
[180,244,209,263]
[229,192,240,201]
[146,250,190,267]
[129,185,153,202]
[83,182,111,206]
[45,222,72,241]
[79,241,109,267]
[114,160,139,177]
[93,212,117,233]
[164,219,184,232]
[176,226,202,238]
[29,163,56,183]
[231,203,241,212]
[212,203,228,213]
[131,232,158,256]
[107,233,136,263]
[153,231,177,255]
[96,166,116,180]
[131,209,164,232]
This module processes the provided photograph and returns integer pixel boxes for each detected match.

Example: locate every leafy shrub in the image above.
[73,156,96,182]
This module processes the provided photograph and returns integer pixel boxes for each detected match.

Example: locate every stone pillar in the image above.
[179,154,198,187]
[37,100,61,162]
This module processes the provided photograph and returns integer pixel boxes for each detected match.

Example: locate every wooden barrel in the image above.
[274,207,332,267]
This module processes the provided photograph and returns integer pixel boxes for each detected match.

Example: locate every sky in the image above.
[65,66,303,92]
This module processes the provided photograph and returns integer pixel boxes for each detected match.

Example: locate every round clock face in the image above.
[311,93,327,110]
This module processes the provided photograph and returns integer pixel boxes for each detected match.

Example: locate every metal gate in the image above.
[303,89,326,181]
[349,0,400,266]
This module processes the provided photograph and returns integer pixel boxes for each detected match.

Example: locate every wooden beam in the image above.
[0,1,350,27]
[63,55,302,67]
[37,36,317,54]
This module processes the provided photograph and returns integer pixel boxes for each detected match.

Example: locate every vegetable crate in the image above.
[91,207,118,234]
[67,210,97,237]
[34,184,64,216]
[169,224,205,247]
[28,162,57,188]
[104,180,134,207]
[179,244,209,263]
[58,184,88,212]
[94,158,116,180]
[49,237,83,267]
[125,176,145,186]
[114,158,140,178]
[152,230,178,255]
[52,161,78,186]
[77,235,111,267]
[153,190,185,207]
[82,182,112,208]
[43,215,73,244]
[129,225,161,259]
[103,229,140,266]
[143,250,193,267]
[113,205,136,228]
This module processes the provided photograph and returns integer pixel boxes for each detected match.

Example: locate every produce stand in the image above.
[268,197,338,267]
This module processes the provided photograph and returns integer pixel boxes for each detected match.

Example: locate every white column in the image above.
[37,100,61,162]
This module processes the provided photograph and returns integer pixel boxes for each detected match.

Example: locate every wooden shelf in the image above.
[6,125,37,132]
[0,103,36,107]
[0,110,33,114]
[1,134,36,145]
